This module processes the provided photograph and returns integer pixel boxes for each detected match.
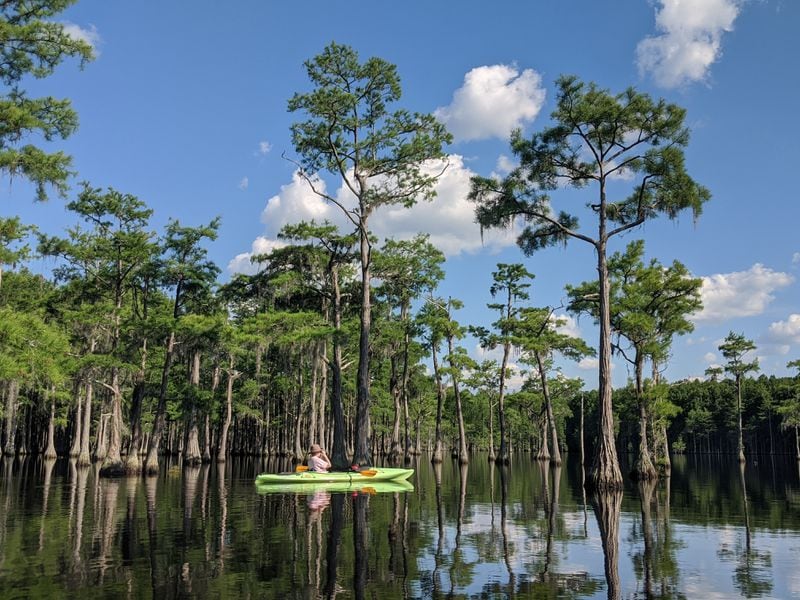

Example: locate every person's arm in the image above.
[320,450,332,469]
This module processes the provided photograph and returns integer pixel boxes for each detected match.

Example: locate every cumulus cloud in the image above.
[61,22,101,53]
[366,155,516,255]
[228,154,521,274]
[693,264,794,322]
[703,352,717,363]
[761,314,800,355]
[258,141,272,155]
[578,357,599,371]
[552,313,582,339]
[494,154,516,177]
[238,177,249,191]
[227,237,287,275]
[636,0,742,88]
[435,65,546,141]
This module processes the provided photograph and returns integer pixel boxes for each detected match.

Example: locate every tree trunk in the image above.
[3,379,19,455]
[78,376,94,467]
[661,424,671,475]
[329,266,348,470]
[431,342,445,464]
[447,332,469,465]
[217,355,238,463]
[184,350,202,466]
[389,353,402,459]
[497,304,512,464]
[591,230,623,489]
[487,399,496,462]
[633,354,656,480]
[145,330,176,475]
[736,375,746,463]
[125,338,148,473]
[400,301,413,458]
[69,383,83,458]
[101,293,125,477]
[44,393,57,459]
[353,213,372,466]
[535,350,562,465]
[579,394,585,467]
[536,407,550,462]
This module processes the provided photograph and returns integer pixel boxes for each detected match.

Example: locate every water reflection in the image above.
[0,455,799,597]
[592,488,623,600]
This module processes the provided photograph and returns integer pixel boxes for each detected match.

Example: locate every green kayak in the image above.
[255,467,414,486]
[255,478,414,495]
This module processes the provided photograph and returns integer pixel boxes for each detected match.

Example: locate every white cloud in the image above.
[227,237,286,275]
[260,171,334,229]
[61,22,101,53]
[552,313,582,339]
[763,314,800,347]
[434,65,546,141]
[693,264,794,322]
[229,154,520,273]
[703,352,717,363]
[578,357,599,371]
[793,252,800,265]
[636,0,742,88]
[258,141,272,155]
[238,177,249,191]
[365,155,516,256]
[494,154,516,177]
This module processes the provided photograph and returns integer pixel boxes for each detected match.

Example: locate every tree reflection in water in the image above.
[2,454,800,597]
[353,491,369,600]
[498,464,515,593]
[723,462,773,598]
[323,492,344,599]
[592,488,623,600]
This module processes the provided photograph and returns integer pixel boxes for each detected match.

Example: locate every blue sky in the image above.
[4,0,799,387]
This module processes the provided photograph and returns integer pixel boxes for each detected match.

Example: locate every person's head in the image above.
[309,443,322,456]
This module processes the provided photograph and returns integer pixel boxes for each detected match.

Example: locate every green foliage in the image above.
[470,75,710,251]
[0,0,94,199]
[288,42,451,216]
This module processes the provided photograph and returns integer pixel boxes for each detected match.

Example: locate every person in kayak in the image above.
[307,444,331,473]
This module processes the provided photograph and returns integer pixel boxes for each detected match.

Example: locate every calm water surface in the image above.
[0,453,799,599]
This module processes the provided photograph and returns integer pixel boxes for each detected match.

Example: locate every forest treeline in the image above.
[1,2,799,484]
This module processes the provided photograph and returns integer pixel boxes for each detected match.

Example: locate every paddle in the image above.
[294,464,378,476]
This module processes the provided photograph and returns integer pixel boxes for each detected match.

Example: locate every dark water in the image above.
[1,454,799,599]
